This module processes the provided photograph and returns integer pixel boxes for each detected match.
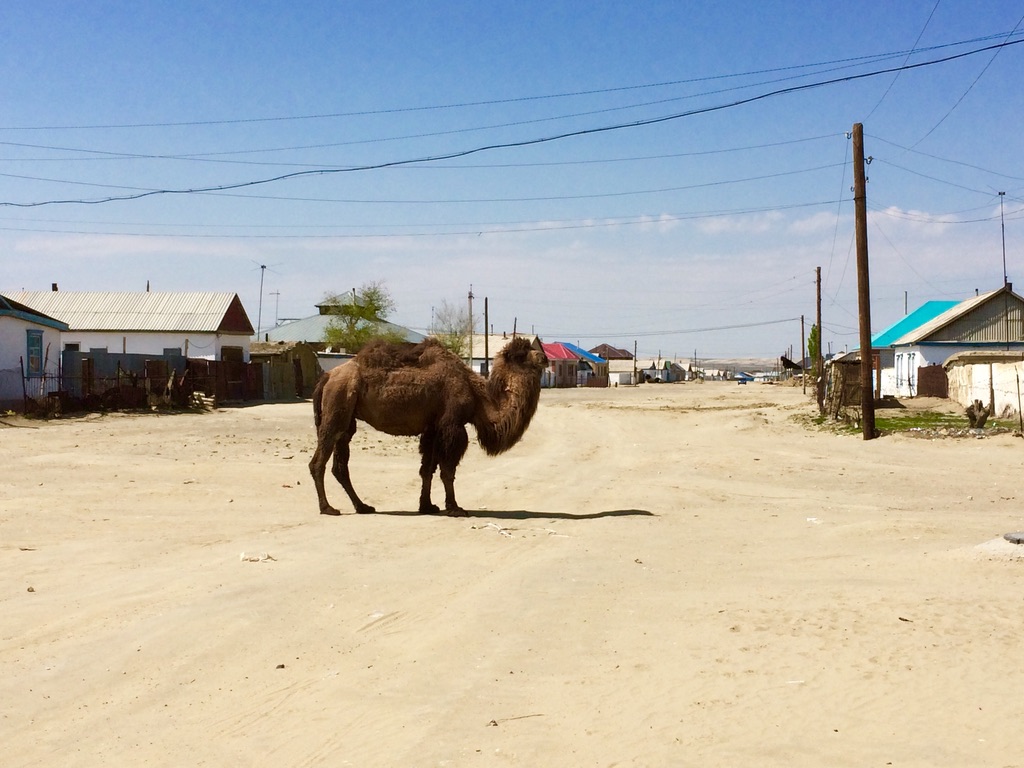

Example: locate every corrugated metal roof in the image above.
[871,300,959,347]
[894,287,1023,345]
[0,294,69,330]
[541,342,578,360]
[12,291,253,334]
[265,313,424,346]
[558,341,606,364]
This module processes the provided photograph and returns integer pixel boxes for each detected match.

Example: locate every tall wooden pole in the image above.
[800,315,806,394]
[483,297,490,377]
[852,123,875,439]
[467,286,474,370]
[816,266,824,414]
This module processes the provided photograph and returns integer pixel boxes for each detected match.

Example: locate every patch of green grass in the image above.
[874,411,965,432]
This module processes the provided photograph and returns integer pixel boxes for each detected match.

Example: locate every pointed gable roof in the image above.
[541,342,579,361]
[893,286,1024,345]
[589,343,633,360]
[0,294,69,331]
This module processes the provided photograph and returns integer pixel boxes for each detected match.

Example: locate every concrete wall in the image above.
[946,359,1024,418]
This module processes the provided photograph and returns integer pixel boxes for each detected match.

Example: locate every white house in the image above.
[889,285,1024,398]
[12,290,255,362]
[0,294,68,410]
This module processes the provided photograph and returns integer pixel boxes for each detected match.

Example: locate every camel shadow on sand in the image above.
[367,508,656,521]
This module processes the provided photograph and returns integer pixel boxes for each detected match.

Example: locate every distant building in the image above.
[589,343,633,360]
[540,342,580,388]
[557,342,608,387]
[264,301,424,351]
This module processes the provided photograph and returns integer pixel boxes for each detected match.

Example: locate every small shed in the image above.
[249,340,323,399]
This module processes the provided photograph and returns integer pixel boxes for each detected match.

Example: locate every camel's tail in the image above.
[311,372,328,428]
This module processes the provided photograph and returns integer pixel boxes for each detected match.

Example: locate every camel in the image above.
[309,336,547,516]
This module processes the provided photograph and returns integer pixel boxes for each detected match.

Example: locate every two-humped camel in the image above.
[309,336,547,516]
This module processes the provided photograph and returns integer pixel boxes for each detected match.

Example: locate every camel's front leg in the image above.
[308,438,341,516]
[332,421,375,514]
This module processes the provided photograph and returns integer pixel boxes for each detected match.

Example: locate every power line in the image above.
[0,199,842,239]
[3,32,1018,132]
[869,134,1024,182]
[4,37,1021,209]
[541,317,801,340]
[0,133,837,168]
[911,13,1024,147]
[864,0,942,121]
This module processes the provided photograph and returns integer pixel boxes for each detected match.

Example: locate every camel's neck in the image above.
[474,366,542,456]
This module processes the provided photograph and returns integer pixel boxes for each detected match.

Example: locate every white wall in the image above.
[0,318,63,407]
[892,344,979,398]
[59,331,250,361]
[947,360,1024,418]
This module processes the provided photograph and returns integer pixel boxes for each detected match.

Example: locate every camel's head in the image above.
[499,337,547,376]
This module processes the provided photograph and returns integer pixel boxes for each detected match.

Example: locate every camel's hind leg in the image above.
[417,430,442,515]
[331,420,375,514]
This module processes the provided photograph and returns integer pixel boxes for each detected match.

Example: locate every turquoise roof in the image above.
[871,301,959,348]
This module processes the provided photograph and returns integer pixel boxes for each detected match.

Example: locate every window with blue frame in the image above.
[26,330,43,376]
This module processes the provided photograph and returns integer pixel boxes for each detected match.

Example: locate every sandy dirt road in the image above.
[2,382,1023,767]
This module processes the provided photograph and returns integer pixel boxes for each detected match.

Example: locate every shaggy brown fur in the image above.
[309,336,547,516]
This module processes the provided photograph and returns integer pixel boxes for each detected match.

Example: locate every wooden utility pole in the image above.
[800,315,806,394]
[467,285,474,370]
[816,266,824,414]
[483,297,490,377]
[852,123,875,439]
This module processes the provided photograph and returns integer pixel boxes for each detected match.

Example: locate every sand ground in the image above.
[2,381,1023,767]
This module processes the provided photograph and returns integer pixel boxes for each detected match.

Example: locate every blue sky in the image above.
[2,1,1022,360]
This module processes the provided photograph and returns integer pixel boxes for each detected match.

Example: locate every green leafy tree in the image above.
[322,281,405,352]
[807,323,821,377]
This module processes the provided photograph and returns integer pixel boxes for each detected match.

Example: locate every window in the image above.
[26,330,43,376]
[64,342,80,352]
[221,346,244,363]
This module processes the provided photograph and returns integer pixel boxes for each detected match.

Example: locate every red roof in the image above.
[541,342,578,361]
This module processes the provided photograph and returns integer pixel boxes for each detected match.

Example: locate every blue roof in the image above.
[871,301,959,347]
[557,342,606,364]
